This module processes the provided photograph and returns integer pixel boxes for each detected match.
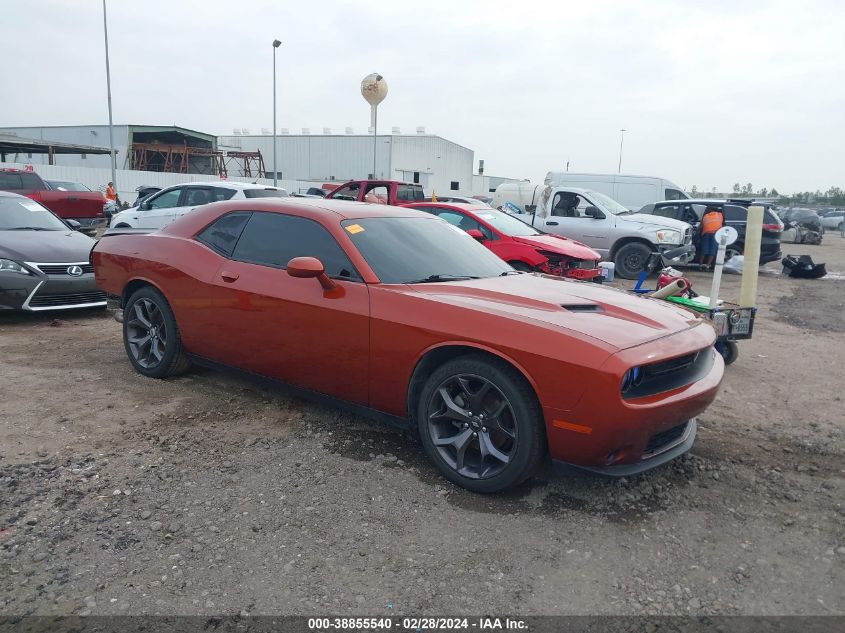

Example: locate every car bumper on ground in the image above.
[0,265,106,311]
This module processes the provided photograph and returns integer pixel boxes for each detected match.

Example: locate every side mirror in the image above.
[584,206,605,219]
[286,256,336,290]
[65,219,81,231]
[139,201,150,211]
[466,228,485,241]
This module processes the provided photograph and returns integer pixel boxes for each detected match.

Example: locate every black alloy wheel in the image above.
[123,287,191,378]
[417,355,545,493]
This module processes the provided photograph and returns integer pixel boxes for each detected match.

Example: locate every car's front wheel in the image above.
[123,286,191,378]
[614,242,652,279]
[417,355,545,493]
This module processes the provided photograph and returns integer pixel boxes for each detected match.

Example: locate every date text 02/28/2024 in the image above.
[307,617,528,630]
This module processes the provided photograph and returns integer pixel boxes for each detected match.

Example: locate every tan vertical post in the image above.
[739,205,764,308]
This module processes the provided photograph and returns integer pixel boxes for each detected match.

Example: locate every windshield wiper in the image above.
[500,270,523,276]
[406,274,480,283]
[7,227,53,231]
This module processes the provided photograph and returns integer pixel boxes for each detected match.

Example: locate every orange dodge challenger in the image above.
[92,198,723,492]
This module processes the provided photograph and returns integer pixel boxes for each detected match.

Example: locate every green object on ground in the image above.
[665,295,712,313]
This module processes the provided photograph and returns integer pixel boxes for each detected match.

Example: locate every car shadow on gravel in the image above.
[322,421,694,525]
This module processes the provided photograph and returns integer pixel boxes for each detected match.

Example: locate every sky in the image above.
[2,0,844,193]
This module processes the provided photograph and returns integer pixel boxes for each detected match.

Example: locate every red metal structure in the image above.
[129,143,265,179]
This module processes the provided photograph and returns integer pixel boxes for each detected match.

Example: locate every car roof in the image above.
[237,197,429,220]
[0,190,27,199]
[407,201,486,214]
[164,181,285,191]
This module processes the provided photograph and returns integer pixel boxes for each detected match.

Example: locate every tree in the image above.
[770,188,779,197]
[759,187,768,197]
[733,183,741,193]
[745,183,753,194]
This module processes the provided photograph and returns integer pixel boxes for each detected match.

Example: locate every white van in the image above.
[543,172,688,211]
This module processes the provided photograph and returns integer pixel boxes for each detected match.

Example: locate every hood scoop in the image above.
[561,303,603,313]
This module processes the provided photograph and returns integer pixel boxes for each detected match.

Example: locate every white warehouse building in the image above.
[0,124,512,196]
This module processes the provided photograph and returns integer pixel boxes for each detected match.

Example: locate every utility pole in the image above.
[272,39,281,186]
[617,128,626,173]
[102,0,117,193]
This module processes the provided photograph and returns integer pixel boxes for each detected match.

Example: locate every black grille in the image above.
[623,348,714,400]
[645,422,689,455]
[29,291,106,308]
[35,264,94,275]
[644,352,698,378]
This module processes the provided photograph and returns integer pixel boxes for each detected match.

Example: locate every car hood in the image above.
[406,274,704,352]
[0,230,97,263]
[621,214,690,232]
[511,234,600,260]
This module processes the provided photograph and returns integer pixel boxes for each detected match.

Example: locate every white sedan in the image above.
[819,209,844,231]
[109,181,288,229]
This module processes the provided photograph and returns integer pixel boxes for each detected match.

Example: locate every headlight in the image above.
[620,366,644,394]
[655,229,681,244]
[0,259,31,274]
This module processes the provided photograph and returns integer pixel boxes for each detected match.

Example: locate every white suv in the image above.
[110,182,288,229]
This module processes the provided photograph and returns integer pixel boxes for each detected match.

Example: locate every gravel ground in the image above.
[1,239,843,617]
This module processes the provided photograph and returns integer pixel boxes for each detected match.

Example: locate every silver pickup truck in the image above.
[505,185,694,278]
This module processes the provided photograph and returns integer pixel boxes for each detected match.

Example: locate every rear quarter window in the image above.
[723,206,747,222]
[197,212,252,257]
[243,188,288,199]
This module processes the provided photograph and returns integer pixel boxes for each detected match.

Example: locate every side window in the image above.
[652,204,680,219]
[432,209,492,240]
[0,173,24,189]
[364,184,389,204]
[197,212,251,257]
[665,188,684,200]
[20,173,43,189]
[331,183,360,201]
[213,187,237,202]
[450,181,460,191]
[148,189,181,210]
[183,187,214,207]
[722,206,745,222]
[681,204,700,224]
[233,212,359,280]
[551,193,589,217]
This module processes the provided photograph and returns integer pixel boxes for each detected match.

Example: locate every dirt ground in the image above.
[1,238,843,618]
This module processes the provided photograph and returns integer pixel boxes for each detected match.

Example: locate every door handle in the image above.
[220,270,239,283]
[546,221,559,226]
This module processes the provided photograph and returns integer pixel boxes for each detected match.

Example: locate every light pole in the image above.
[617,128,626,173]
[102,0,117,194]
[272,39,281,186]
[361,74,388,179]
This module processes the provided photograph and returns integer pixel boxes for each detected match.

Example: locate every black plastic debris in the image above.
[782,254,827,279]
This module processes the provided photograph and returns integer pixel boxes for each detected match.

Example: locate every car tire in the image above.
[614,242,652,279]
[416,354,546,493]
[508,261,534,272]
[725,244,744,261]
[716,340,739,366]
[123,286,191,379]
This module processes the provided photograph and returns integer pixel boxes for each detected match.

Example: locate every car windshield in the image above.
[0,197,69,230]
[472,208,541,236]
[46,180,91,192]
[342,216,511,283]
[243,188,288,198]
[584,190,632,215]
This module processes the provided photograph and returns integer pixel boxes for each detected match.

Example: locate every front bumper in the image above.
[553,418,697,477]
[541,326,723,474]
[658,242,694,264]
[0,266,106,311]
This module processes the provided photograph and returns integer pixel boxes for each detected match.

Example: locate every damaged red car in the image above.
[93,199,723,493]
[406,202,602,279]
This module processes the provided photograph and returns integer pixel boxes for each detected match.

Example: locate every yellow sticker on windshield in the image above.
[345,224,365,234]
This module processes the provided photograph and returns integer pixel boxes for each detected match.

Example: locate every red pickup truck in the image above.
[0,168,106,233]
[324,179,425,205]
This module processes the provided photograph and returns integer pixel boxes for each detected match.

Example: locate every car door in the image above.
[206,211,371,405]
[545,191,610,251]
[136,187,183,228]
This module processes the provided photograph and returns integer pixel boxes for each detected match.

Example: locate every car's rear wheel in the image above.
[509,261,533,272]
[725,244,744,261]
[614,242,652,279]
[123,286,191,378]
[417,355,545,493]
